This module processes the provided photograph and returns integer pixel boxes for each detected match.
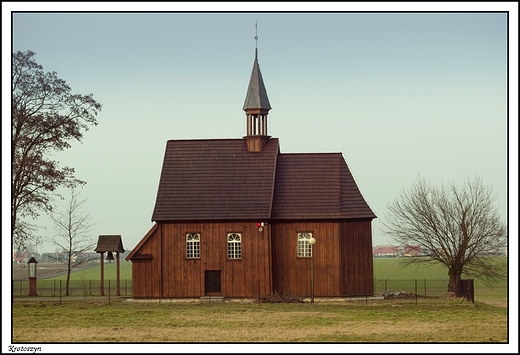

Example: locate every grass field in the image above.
[12,298,508,344]
[35,261,133,281]
[10,258,511,346]
[374,258,449,280]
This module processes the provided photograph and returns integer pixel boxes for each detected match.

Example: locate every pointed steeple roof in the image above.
[243,48,271,111]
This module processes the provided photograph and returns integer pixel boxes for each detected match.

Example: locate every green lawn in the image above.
[374,257,507,288]
[374,258,449,280]
[49,261,133,281]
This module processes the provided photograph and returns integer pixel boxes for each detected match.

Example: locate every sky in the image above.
[4,4,517,255]
[3,3,518,353]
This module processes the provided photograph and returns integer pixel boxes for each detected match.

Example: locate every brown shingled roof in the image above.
[152,138,279,221]
[270,153,376,220]
[151,139,376,222]
[94,235,125,253]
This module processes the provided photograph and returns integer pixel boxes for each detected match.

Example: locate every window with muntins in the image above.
[227,233,242,259]
[186,233,201,258]
[297,232,313,257]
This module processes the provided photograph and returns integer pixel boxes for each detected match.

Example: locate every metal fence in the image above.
[12,279,133,297]
[374,279,448,297]
[12,278,506,301]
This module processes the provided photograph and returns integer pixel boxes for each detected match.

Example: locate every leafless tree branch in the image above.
[382,175,507,295]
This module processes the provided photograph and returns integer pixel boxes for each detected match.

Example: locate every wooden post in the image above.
[116,252,121,296]
[100,252,105,296]
[311,254,314,303]
[28,277,37,296]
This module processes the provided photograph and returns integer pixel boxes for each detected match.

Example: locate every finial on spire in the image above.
[255,22,258,61]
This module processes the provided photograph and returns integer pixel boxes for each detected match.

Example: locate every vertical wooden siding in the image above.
[271,222,342,297]
[131,226,161,298]
[131,220,374,298]
[340,220,374,296]
[131,222,272,298]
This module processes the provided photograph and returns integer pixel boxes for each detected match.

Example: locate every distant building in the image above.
[403,245,421,257]
[12,251,40,263]
[39,251,102,263]
[40,253,59,263]
[373,246,399,258]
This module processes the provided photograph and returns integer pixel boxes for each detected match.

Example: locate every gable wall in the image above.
[130,227,162,298]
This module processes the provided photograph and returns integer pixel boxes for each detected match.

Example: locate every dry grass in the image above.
[14,320,505,343]
[11,298,508,343]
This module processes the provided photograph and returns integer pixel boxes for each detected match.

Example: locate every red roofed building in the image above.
[373,246,399,258]
[126,43,376,299]
[404,245,421,257]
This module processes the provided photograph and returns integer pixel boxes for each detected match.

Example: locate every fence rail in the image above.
[12,279,133,297]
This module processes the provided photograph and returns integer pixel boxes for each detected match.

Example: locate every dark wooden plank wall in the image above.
[131,220,374,298]
[340,220,374,296]
[131,222,272,298]
[271,222,342,297]
[131,226,161,298]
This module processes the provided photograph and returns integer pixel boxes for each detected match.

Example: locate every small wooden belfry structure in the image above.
[95,235,125,296]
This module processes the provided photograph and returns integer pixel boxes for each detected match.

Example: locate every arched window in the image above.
[297,232,313,257]
[227,233,242,259]
[186,233,201,258]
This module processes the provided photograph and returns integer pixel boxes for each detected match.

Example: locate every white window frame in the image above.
[297,232,313,258]
[186,233,201,259]
[227,233,242,259]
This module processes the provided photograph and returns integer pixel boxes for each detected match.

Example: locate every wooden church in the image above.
[126,42,376,300]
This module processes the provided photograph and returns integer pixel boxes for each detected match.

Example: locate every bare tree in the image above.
[12,50,101,249]
[50,187,96,296]
[383,176,506,296]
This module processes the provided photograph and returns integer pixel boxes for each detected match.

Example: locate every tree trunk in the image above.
[447,270,462,296]
[66,258,71,296]
[66,272,71,296]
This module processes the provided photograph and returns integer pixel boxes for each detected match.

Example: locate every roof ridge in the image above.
[279,152,343,156]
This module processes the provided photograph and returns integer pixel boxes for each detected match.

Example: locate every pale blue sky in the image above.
[3,3,519,353]
[4,5,516,254]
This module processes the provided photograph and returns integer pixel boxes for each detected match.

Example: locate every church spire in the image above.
[243,23,271,152]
